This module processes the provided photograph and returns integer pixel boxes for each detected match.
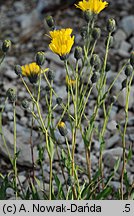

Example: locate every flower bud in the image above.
[47,70,55,81]
[125,64,133,76]
[80,26,87,39]
[92,27,101,40]
[21,99,30,110]
[74,46,82,60]
[109,95,116,104]
[56,97,62,105]
[130,52,134,67]
[122,78,127,89]
[2,40,11,53]
[105,62,111,72]
[36,51,45,66]
[14,65,22,76]
[90,54,100,67]
[91,73,98,83]
[44,86,50,92]
[46,16,55,29]
[6,88,17,103]
[107,18,116,33]
[58,121,68,136]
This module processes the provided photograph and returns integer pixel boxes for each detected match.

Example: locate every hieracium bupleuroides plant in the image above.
[0,0,134,200]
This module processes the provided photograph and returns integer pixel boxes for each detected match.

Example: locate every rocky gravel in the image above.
[0,0,134,199]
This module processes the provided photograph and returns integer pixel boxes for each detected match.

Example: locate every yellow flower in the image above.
[66,75,76,87]
[75,0,108,14]
[21,62,41,84]
[49,28,74,58]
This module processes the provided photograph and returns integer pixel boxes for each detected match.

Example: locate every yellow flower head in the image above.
[21,62,41,84]
[57,121,65,128]
[66,75,76,87]
[75,0,108,14]
[49,28,74,58]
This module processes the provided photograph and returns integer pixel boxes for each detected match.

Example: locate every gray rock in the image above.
[106,134,121,149]
[55,86,67,99]
[9,123,38,140]
[117,41,131,58]
[129,134,134,141]
[118,86,134,108]
[103,153,117,169]
[7,112,13,121]
[20,116,28,125]
[6,188,14,198]
[5,68,17,80]
[114,29,127,48]
[110,181,121,191]
[5,104,13,113]
[103,147,124,158]
[130,37,134,48]
[13,1,25,13]
[16,105,24,118]
[121,15,134,37]
[46,51,64,66]
[119,41,131,53]
[107,120,117,131]
[15,10,40,31]
[0,126,38,167]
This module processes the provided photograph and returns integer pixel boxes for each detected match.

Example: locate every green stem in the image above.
[30,86,36,184]
[13,102,17,199]
[121,70,134,199]
[0,53,6,65]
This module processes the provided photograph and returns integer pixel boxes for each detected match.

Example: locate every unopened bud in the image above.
[46,16,55,29]
[36,51,45,66]
[80,26,87,39]
[45,86,50,92]
[125,64,133,76]
[109,95,116,104]
[90,54,100,67]
[122,78,127,89]
[56,97,62,105]
[47,70,55,81]
[130,52,134,67]
[107,18,116,33]
[105,62,111,72]
[91,73,98,83]
[14,65,22,76]
[21,99,30,110]
[2,40,11,53]
[74,46,82,60]
[92,28,101,40]
[6,88,17,103]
